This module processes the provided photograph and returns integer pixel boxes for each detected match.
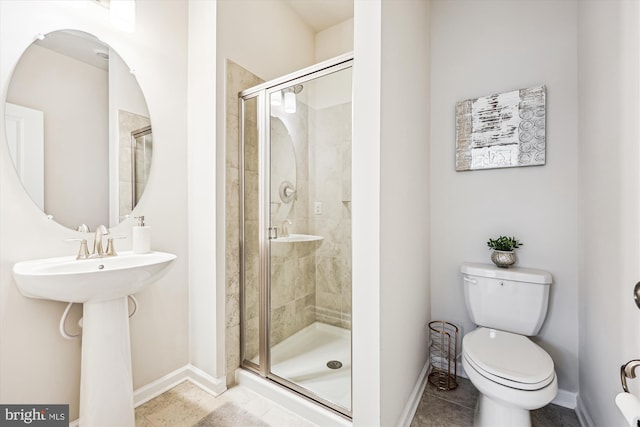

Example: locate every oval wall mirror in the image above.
[4,29,152,231]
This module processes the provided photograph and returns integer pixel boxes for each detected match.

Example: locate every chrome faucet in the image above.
[281,219,292,238]
[91,225,109,257]
[68,224,119,259]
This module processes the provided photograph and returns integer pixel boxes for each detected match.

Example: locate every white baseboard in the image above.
[184,364,228,397]
[552,388,577,410]
[457,361,578,410]
[398,359,430,427]
[69,364,226,426]
[575,394,594,427]
[134,363,227,407]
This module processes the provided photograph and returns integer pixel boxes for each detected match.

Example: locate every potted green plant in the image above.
[487,236,523,268]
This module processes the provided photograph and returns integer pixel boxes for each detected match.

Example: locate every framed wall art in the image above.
[455,85,546,171]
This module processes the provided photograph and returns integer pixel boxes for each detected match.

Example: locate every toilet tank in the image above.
[461,262,552,336]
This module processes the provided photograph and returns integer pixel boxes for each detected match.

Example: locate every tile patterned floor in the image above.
[411,377,581,427]
[136,377,581,426]
[135,381,316,427]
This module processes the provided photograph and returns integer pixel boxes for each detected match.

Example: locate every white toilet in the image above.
[461,262,557,427]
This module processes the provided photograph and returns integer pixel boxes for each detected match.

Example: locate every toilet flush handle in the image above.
[463,276,477,285]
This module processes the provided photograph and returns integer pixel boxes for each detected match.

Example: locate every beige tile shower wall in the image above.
[311,103,352,329]
[241,98,260,364]
[226,61,263,386]
[270,240,317,347]
[269,107,317,347]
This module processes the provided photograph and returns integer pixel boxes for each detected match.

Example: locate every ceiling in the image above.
[285,0,354,33]
[34,1,355,68]
[35,30,110,71]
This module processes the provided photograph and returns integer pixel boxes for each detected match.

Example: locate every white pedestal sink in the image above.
[13,251,176,427]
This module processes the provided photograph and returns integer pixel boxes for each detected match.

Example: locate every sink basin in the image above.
[13,251,176,303]
[271,233,323,243]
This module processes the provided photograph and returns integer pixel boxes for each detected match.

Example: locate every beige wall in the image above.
[187,0,222,382]
[0,1,189,420]
[377,1,431,424]
[430,0,579,403]
[216,0,316,83]
[352,1,431,425]
[577,1,640,425]
[316,18,354,62]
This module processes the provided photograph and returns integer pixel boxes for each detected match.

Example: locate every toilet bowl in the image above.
[462,327,557,427]
[461,262,556,427]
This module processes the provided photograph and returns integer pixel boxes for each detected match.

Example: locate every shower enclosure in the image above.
[117,110,152,222]
[239,55,353,416]
[131,126,152,207]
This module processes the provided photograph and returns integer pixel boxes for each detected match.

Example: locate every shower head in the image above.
[283,84,303,94]
[276,84,304,113]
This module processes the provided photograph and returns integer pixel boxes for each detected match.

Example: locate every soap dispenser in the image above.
[132,216,151,254]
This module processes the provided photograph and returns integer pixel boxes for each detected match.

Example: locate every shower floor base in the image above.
[270,322,351,411]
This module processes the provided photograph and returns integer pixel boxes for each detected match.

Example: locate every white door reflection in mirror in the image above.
[5,103,44,210]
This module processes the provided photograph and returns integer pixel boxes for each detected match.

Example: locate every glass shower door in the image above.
[267,66,353,414]
[239,57,353,417]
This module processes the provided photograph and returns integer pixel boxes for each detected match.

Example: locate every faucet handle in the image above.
[76,224,90,233]
[105,239,116,257]
[104,234,126,257]
[95,224,109,234]
[65,238,89,259]
[77,240,90,259]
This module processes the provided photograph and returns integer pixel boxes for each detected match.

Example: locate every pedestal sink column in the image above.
[80,297,134,427]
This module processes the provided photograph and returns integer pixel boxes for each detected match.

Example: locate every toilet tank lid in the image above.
[461,262,552,284]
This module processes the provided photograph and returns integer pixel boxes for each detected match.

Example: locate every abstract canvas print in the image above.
[455,85,546,171]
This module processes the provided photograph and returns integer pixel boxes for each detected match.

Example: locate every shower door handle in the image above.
[634,282,640,310]
[268,226,278,240]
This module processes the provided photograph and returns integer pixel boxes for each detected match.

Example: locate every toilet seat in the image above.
[463,327,555,391]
